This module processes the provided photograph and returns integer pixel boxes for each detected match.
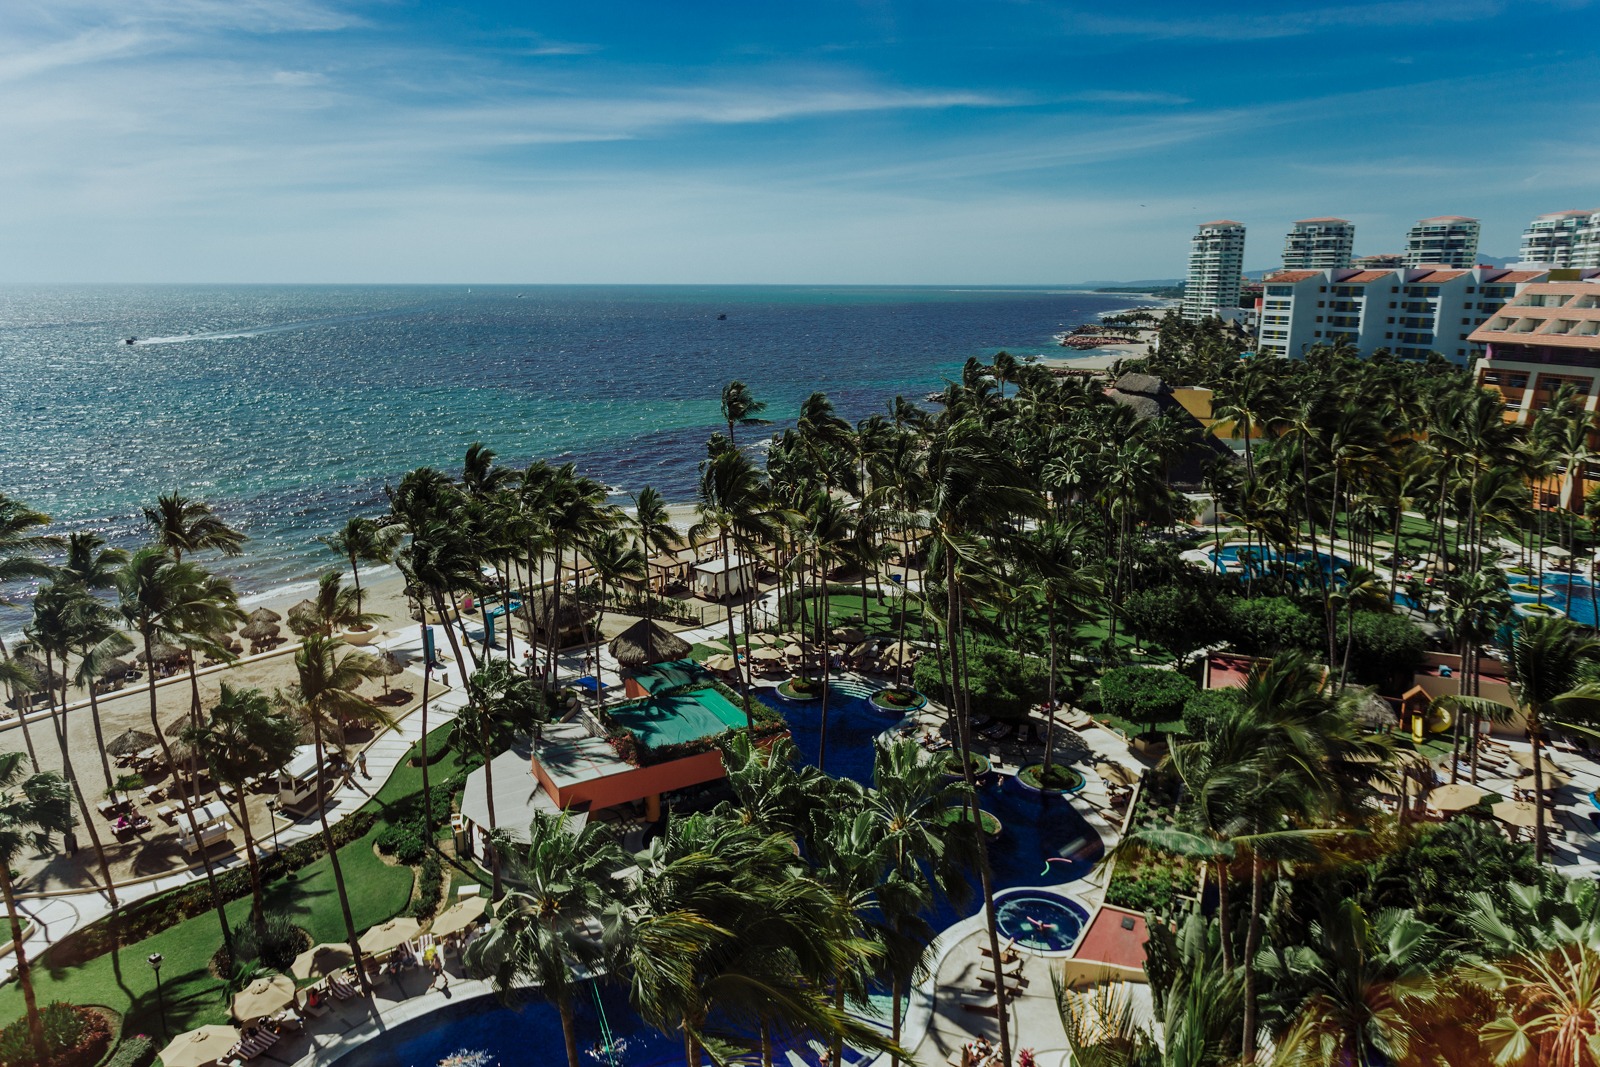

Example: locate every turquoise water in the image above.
[0,284,1132,625]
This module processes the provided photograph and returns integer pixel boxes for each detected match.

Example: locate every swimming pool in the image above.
[993,890,1090,953]
[1209,545,1352,574]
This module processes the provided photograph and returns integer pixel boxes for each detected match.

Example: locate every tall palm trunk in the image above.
[945,557,1012,1067]
[44,658,117,907]
[1532,704,1548,863]
[140,626,231,950]
[418,621,433,842]
[228,784,267,941]
[1041,597,1060,778]
[480,708,501,899]
[85,683,115,796]
[722,529,752,721]
[0,862,48,1065]
[311,712,370,995]
[558,991,580,1067]
[1240,853,1266,1063]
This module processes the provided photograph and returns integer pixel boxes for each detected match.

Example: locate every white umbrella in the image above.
[751,647,783,663]
[292,942,353,980]
[704,654,737,673]
[359,916,421,954]
[1428,783,1487,812]
[159,1027,240,1067]
[1491,798,1539,828]
[231,974,296,1022]
[430,896,488,937]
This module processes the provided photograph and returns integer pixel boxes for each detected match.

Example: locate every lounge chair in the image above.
[328,975,356,1000]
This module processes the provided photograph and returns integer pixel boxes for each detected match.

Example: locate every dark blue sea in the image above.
[0,284,1134,626]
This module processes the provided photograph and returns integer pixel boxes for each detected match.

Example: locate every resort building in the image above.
[1469,274,1600,507]
[1518,210,1599,269]
[1403,216,1481,268]
[1256,265,1548,362]
[1352,253,1405,270]
[1182,220,1246,323]
[1282,218,1354,271]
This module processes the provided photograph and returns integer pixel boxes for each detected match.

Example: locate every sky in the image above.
[3,0,1598,284]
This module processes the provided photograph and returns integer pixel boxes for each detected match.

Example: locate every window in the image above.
[1388,317,1395,324]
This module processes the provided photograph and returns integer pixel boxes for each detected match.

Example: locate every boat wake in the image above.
[127,307,408,346]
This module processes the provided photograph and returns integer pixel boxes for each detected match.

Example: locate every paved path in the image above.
[3,626,467,986]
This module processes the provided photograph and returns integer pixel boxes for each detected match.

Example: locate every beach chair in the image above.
[328,975,356,1000]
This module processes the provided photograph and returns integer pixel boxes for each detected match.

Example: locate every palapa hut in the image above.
[609,619,691,671]
[518,590,595,649]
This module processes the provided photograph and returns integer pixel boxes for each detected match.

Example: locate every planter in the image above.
[1510,582,1543,595]
[1131,735,1170,756]
[939,805,1003,836]
[868,687,927,713]
[340,625,377,646]
[1507,566,1531,576]
[1516,602,1561,618]
[1018,763,1087,795]
[776,678,823,702]
[943,752,992,780]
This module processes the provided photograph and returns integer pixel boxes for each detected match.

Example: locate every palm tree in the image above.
[1257,897,1445,1066]
[292,634,387,995]
[21,584,121,906]
[921,417,1045,1067]
[720,380,771,448]
[584,528,646,676]
[0,753,73,1064]
[286,571,381,639]
[1444,616,1600,862]
[1012,521,1097,780]
[1437,567,1512,782]
[864,738,977,1063]
[179,685,299,940]
[115,547,240,948]
[466,813,629,1067]
[143,492,247,562]
[0,494,61,767]
[320,517,401,615]
[689,448,778,706]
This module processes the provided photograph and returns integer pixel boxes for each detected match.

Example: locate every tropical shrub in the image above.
[1121,585,1223,665]
[410,853,444,919]
[1180,687,1243,739]
[1098,666,1196,738]
[224,911,308,973]
[104,1035,156,1067]
[0,1002,111,1067]
[914,640,1046,721]
[1339,609,1426,685]
[1223,596,1320,655]
[376,823,429,865]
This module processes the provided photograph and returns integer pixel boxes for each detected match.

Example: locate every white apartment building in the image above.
[1282,218,1354,271]
[1256,265,1547,362]
[1518,209,1600,268]
[1183,220,1246,322]
[1403,216,1481,268]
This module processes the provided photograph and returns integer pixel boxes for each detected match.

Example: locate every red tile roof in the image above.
[1537,209,1597,219]
[1418,216,1478,223]
[1198,220,1243,227]
[1494,271,1547,283]
[1411,270,1467,283]
[1341,270,1395,284]
[1265,270,1317,282]
[1295,217,1351,224]
[1075,907,1150,971]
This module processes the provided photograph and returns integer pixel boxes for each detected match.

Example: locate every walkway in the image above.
[2,625,467,986]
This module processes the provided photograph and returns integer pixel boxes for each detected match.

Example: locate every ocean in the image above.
[0,284,1135,626]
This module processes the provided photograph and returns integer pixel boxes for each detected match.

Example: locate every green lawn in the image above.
[0,723,467,1040]
[0,824,415,1037]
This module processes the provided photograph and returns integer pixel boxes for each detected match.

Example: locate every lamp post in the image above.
[266,796,282,854]
[148,952,167,1041]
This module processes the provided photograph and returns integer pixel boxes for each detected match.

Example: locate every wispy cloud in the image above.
[1070,0,1516,41]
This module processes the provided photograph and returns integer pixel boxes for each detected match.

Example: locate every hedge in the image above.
[0,1001,111,1067]
[104,1035,155,1067]
[1099,667,1196,738]
[410,854,444,920]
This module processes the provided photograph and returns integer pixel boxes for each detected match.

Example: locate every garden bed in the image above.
[937,805,1003,837]
[1018,763,1086,794]
[868,686,926,713]
[776,677,823,701]
[942,752,992,780]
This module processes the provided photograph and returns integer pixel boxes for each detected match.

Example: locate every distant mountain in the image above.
[1067,278,1182,289]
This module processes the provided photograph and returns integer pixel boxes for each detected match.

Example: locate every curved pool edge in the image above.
[290,978,499,1067]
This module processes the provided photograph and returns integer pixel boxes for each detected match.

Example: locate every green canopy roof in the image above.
[631,658,709,694]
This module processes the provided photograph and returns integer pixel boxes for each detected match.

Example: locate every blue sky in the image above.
[3,0,1597,283]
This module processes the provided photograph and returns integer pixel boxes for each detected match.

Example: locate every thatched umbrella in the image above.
[751,647,783,665]
[98,657,135,681]
[518,591,595,640]
[239,619,280,648]
[247,607,282,625]
[107,728,159,757]
[15,654,63,693]
[608,619,691,670]
[1353,693,1399,731]
[351,649,405,697]
[136,641,184,666]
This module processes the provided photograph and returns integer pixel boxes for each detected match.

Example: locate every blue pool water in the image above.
[335,985,875,1067]
[1211,545,1352,574]
[994,890,1090,952]
[757,685,1104,924]
[345,686,1105,1067]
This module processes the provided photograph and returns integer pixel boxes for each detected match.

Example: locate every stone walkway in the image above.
[3,625,468,986]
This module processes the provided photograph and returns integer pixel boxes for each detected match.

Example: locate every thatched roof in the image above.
[517,591,594,636]
[608,619,691,670]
